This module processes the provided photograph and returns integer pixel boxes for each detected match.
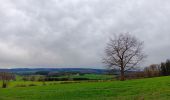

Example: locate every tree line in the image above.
[125,59,170,79]
[144,59,170,77]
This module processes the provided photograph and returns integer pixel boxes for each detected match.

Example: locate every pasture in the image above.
[1,76,170,100]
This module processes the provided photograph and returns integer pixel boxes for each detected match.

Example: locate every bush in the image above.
[45,77,69,81]
[60,81,80,84]
[72,78,90,81]
[15,84,27,87]
[28,84,37,86]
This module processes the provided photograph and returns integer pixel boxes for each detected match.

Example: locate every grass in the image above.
[1,76,170,100]
[4,81,61,88]
[58,74,114,80]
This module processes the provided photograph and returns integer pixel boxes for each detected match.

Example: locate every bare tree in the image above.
[103,33,146,81]
[144,64,161,77]
[0,72,15,88]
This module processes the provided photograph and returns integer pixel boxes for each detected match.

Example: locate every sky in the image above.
[0,0,170,68]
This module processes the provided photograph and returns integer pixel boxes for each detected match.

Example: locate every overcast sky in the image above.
[0,0,170,68]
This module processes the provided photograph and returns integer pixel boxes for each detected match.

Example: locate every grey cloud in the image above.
[0,0,170,68]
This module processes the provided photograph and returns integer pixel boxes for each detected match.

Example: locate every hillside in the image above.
[0,68,109,74]
[1,76,170,100]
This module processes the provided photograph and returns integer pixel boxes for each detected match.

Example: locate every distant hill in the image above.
[0,68,111,74]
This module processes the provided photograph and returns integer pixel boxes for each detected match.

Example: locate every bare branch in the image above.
[103,33,146,80]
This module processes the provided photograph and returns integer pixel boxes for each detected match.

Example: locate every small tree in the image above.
[160,62,167,76]
[160,59,170,76]
[144,64,161,77]
[38,76,46,85]
[30,76,36,81]
[0,72,15,88]
[103,33,146,80]
[165,59,170,75]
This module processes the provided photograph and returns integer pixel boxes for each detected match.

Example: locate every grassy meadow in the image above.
[58,74,114,80]
[1,76,170,100]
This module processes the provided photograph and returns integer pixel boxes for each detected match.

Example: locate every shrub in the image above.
[28,84,37,86]
[72,78,89,81]
[15,84,27,87]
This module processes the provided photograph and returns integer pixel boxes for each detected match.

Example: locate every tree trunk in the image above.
[2,80,7,88]
[120,68,125,81]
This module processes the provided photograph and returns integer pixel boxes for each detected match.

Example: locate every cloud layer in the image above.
[0,0,170,68]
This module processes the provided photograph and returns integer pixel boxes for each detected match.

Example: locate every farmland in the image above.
[1,76,170,100]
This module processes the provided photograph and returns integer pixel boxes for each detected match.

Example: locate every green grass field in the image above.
[1,76,170,100]
[58,74,114,80]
